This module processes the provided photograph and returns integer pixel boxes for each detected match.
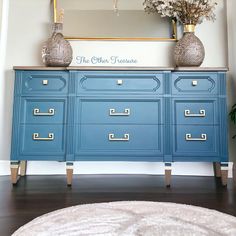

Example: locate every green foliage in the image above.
[230,104,236,139]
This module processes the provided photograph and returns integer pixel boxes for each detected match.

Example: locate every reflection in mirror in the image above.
[54,0,176,40]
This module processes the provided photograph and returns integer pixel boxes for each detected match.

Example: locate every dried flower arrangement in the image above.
[143,0,217,25]
[230,104,236,139]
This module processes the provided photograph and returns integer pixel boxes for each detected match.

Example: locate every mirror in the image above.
[53,0,177,41]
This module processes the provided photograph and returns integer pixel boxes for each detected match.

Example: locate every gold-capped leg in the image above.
[20,161,27,177]
[213,162,221,178]
[220,163,228,186]
[165,163,172,187]
[11,162,20,185]
[66,163,74,186]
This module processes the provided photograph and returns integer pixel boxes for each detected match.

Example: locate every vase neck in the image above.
[52,23,63,34]
[184,24,195,33]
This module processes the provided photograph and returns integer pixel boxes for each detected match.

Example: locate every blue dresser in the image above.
[10,67,229,186]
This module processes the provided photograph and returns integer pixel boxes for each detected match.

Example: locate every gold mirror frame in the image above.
[53,0,177,41]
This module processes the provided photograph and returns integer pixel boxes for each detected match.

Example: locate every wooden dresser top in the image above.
[13,66,228,72]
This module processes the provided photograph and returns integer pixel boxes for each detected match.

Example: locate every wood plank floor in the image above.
[0,175,236,236]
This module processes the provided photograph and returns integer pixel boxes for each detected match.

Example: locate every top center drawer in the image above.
[77,72,164,94]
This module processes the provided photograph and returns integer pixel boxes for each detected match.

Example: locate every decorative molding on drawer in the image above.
[78,98,163,125]
[174,76,216,93]
[25,76,66,90]
[21,72,69,95]
[0,161,233,178]
[173,99,218,125]
[21,98,67,124]
[78,75,162,93]
[172,74,218,94]
[19,125,66,155]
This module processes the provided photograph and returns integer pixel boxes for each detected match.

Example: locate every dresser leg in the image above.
[20,161,27,176]
[213,162,221,178]
[165,163,172,187]
[220,163,228,186]
[10,161,20,185]
[66,163,74,186]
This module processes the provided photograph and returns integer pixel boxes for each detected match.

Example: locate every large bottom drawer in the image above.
[173,125,219,157]
[19,125,66,155]
[76,124,163,155]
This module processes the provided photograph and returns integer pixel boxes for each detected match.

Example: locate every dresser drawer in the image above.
[172,73,218,95]
[20,71,69,95]
[76,124,163,154]
[77,72,163,94]
[173,125,219,156]
[19,125,66,154]
[20,98,67,124]
[78,99,162,124]
[173,99,218,125]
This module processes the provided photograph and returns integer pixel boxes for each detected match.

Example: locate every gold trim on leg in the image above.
[20,161,27,176]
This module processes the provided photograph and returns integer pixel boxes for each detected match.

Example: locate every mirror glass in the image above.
[55,0,176,40]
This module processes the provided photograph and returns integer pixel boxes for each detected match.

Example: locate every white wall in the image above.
[0,0,9,161]
[1,0,51,161]
[0,0,235,175]
[0,0,3,32]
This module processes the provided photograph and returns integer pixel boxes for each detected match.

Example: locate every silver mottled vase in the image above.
[174,25,205,67]
[42,23,73,67]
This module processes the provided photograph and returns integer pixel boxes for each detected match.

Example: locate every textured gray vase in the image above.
[42,23,73,67]
[174,28,205,67]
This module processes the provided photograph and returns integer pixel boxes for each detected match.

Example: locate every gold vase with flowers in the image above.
[144,0,217,67]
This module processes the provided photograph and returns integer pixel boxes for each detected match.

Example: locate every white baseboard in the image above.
[0,161,233,178]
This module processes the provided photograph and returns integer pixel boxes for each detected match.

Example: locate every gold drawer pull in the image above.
[42,80,48,85]
[184,109,206,117]
[109,133,129,141]
[33,108,55,116]
[192,80,198,86]
[109,108,130,116]
[33,133,54,141]
[117,79,123,85]
[185,133,207,141]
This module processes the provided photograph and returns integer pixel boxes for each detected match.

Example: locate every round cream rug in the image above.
[13,201,236,236]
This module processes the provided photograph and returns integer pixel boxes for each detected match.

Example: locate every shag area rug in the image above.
[13,201,236,236]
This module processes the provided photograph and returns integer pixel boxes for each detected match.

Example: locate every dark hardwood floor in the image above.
[0,175,236,236]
